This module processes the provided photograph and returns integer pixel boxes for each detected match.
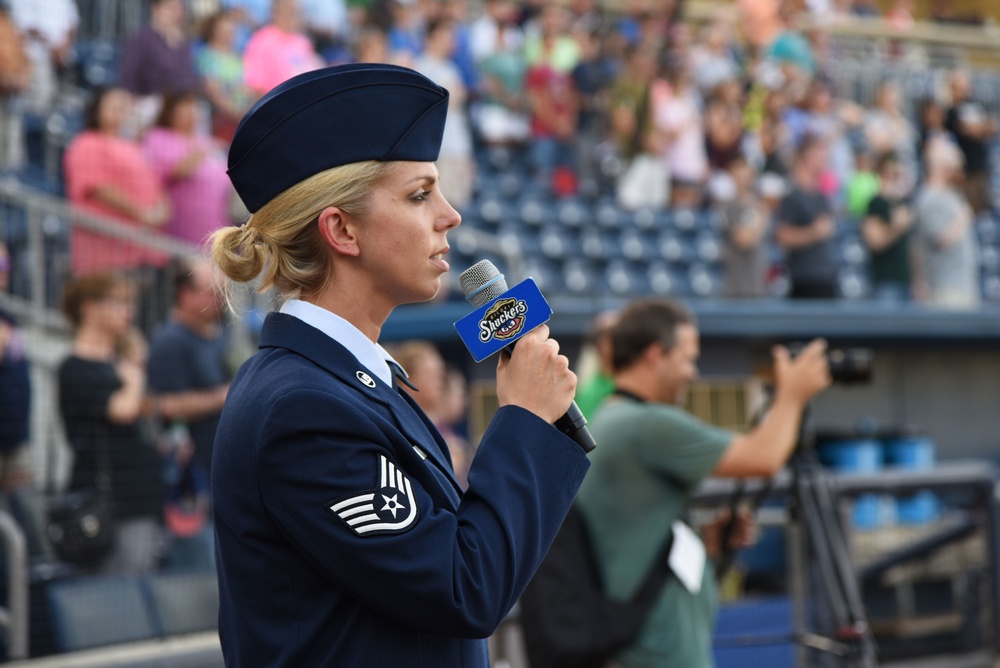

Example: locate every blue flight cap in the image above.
[228,63,450,213]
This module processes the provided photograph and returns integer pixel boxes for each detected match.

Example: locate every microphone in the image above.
[455,260,597,453]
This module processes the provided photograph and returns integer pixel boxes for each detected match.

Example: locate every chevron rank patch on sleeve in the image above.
[329,454,419,536]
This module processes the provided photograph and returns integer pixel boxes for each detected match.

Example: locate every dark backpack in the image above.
[519,504,674,668]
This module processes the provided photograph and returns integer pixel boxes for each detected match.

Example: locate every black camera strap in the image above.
[612,387,647,404]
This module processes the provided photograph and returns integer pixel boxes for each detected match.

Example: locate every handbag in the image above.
[47,424,115,567]
[46,491,114,567]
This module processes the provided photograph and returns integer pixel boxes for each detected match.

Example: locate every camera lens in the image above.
[828,348,874,385]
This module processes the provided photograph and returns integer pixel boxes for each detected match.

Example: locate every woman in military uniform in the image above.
[209,63,590,667]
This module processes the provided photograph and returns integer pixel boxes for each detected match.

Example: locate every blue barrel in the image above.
[883,435,939,525]
[819,439,891,530]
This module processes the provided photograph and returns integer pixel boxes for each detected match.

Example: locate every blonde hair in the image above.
[211,160,396,300]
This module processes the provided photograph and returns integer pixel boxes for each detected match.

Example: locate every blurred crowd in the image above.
[0,0,998,578]
[0,0,996,309]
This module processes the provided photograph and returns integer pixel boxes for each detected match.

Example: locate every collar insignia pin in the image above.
[356,371,376,388]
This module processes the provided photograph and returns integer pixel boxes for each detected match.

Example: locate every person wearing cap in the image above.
[209,63,589,667]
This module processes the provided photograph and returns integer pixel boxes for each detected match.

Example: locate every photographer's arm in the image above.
[713,339,831,478]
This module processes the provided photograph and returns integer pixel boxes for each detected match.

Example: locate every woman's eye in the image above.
[412,190,432,201]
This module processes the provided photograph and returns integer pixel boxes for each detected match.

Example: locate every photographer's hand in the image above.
[713,339,831,479]
[773,338,832,407]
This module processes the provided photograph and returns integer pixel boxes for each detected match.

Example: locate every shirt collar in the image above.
[279,299,399,387]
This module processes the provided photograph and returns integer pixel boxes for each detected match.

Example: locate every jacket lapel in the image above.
[258,313,462,492]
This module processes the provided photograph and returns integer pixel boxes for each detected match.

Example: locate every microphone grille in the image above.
[459,259,509,307]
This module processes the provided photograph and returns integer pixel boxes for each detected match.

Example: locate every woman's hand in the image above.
[496,325,577,425]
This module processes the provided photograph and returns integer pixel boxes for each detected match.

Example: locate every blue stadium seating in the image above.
[619,229,649,263]
[561,258,598,295]
[48,575,158,652]
[838,267,872,300]
[475,193,510,227]
[838,236,870,267]
[671,207,699,234]
[688,263,722,297]
[647,262,687,296]
[655,232,694,265]
[555,197,592,228]
[75,39,120,88]
[594,198,626,231]
[143,572,219,637]
[980,244,999,273]
[694,232,723,264]
[517,193,555,228]
[629,206,672,233]
[976,214,999,244]
[579,228,611,261]
[521,256,562,294]
[982,273,1000,301]
[604,260,646,296]
[538,226,578,261]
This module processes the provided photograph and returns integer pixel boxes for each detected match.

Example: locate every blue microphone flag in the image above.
[453,278,552,363]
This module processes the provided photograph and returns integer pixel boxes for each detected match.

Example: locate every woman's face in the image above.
[353,162,462,306]
[171,98,199,133]
[879,83,900,112]
[98,89,131,134]
[212,15,236,49]
[85,287,135,338]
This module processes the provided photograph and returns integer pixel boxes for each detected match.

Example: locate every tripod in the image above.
[719,404,879,667]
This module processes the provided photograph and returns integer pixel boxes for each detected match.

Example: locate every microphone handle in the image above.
[503,344,597,453]
[555,400,597,453]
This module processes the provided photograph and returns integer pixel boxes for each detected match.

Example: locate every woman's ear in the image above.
[317,206,360,257]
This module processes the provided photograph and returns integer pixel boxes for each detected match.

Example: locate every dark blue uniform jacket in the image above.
[212,313,589,667]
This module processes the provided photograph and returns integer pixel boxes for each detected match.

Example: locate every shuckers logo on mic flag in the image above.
[454,278,552,362]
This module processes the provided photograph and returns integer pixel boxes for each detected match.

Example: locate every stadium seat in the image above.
[498,170,530,199]
[561,258,598,295]
[495,228,525,259]
[538,226,578,260]
[521,256,561,294]
[838,236,869,267]
[555,197,592,228]
[629,206,672,232]
[76,39,120,88]
[604,260,647,296]
[484,146,514,173]
[594,198,625,230]
[975,214,999,244]
[143,572,219,637]
[655,232,693,265]
[694,232,723,264]
[672,207,698,234]
[448,227,484,266]
[688,263,722,297]
[980,244,999,273]
[983,273,1000,301]
[838,267,871,300]
[476,193,510,227]
[647,262,686,296]
[517,193,555,228]
[580,229,610,261]
[47,575,158,652]
[620,229,649,263]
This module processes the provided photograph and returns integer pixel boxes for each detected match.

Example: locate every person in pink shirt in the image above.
[143,92,233,248]
[63,87,170,277]
[242,0,324,96]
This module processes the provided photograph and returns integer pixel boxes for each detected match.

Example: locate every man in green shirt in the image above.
[576,298,831,668]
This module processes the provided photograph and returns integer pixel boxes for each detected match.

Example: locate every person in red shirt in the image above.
[524,6,579,193]
[63,86,171,277]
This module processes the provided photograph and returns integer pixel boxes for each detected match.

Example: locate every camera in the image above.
[788,343,874,385]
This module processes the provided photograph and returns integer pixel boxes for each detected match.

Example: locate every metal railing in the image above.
[0,511,29,661]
